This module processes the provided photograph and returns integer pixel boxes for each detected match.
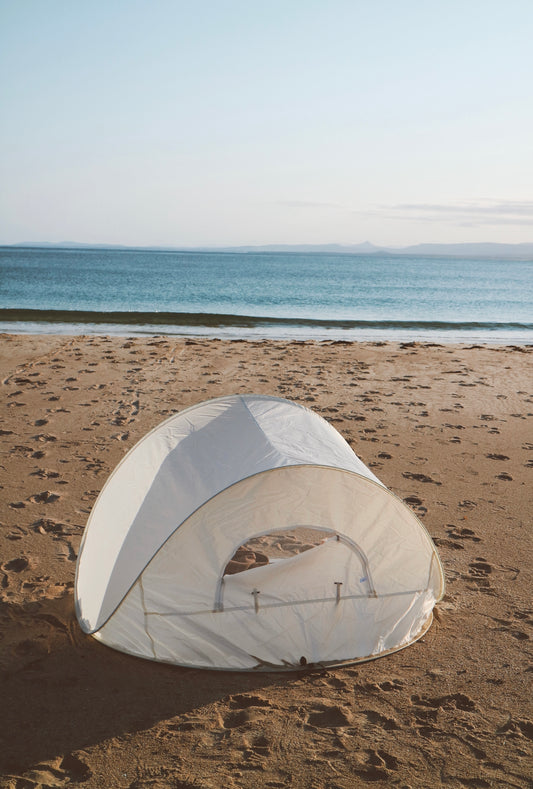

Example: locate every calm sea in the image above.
[1,247,532,343]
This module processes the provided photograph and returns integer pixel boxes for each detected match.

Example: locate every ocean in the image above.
[1,246,532,343]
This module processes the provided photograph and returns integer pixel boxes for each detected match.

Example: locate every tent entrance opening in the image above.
[217,526,375,614]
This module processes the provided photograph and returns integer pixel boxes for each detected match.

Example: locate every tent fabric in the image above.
[75,394,444,671]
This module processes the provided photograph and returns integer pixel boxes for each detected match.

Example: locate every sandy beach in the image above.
[0,334,531,789]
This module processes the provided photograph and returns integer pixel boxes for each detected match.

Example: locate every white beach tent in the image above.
[75,394,444,671]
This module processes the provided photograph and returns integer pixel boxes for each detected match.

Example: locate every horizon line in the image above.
[2,240,533,261]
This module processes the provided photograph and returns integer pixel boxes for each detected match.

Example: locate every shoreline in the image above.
[1,321,533,345]
[0,334,531,788]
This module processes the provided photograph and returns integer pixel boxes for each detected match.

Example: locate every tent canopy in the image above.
[75,394,444,670]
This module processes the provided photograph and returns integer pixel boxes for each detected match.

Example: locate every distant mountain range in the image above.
[213,242,533,259]
[7,240,533,259]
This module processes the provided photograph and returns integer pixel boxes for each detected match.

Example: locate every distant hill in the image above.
[217,242,533,258]
[213,242,384,254]
[8,241,384,254]
[393,242,533,259]
[7,240,533,259]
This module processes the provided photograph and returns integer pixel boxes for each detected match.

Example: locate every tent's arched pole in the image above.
[213,525,376,613]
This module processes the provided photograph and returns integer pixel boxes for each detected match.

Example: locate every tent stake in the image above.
[252,588,260,613]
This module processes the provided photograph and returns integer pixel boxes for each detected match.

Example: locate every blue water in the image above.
[1,246,532,342]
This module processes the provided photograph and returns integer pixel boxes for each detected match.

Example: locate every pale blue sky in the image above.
[1,0,532,247]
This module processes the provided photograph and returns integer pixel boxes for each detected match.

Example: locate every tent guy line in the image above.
[142,587,429,618]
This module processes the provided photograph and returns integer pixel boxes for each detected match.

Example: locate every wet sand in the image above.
[0,334,532,788]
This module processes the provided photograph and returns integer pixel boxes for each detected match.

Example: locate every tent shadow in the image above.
[0,594,297,774]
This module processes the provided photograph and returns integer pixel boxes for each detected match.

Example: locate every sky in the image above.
[1,0,532,248]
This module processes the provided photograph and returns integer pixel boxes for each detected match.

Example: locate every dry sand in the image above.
[0,334,532,789]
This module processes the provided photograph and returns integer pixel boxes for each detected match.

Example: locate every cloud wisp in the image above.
[380,199,533,227]
[275,200,346,210]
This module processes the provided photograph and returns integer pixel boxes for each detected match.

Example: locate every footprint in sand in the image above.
[355,749,400,781]
[22,754,93,786]
[6,526,26,541]
[32,518,71,536]
[464,558,494,593]
[498,716,533,740]
[30,469,60,479]
[458,500,477,510]
[402,472,442,485]
[28,491,61,504]
[496,472,513,481]
[362,709,400,729]
[2,556,29,572]
[125,767,195,787]
[433,536,464,550]
[11,444,36,457]
[513,608,533,627]
[324,676,348,690]
[403,495,427,517]
[469,559,492,576]
[492,618,530,643]
[55,539,78,562]
[445,525,481,543]
[33,433,58,443]
[230,694,272,710]
[249,733,271,756]
[222,708,264,728]
[78,456,107,474]
[411,692,477,712]
[7,400,26,409]
[376,678,404,692]
[306,703,353,728]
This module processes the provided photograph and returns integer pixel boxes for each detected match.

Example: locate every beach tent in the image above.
[75,394,444,671]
